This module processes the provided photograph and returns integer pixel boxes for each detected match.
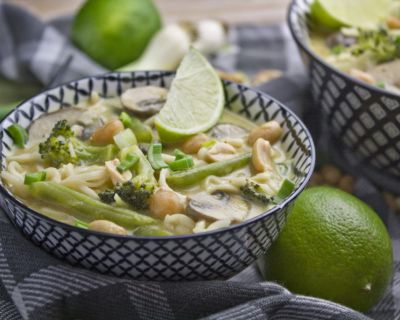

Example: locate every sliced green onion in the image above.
[117,153,139,173]
[169,157,194,171]
[24,171,47,185]
[147,143,168,170]
[276,178,295,200]
[119,112,153,143]
[74,219,89,229]
[119,111,133,128]
[6,123,28,148]
[113,128,137,149]
[173,149,187,160]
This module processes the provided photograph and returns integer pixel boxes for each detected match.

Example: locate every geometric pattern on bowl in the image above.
[0,71,315,280]
[288,0,400,178]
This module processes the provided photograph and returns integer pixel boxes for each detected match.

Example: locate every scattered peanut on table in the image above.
[309,164,400,214]
[309,164,354,192]
[252,69,283,86]
[384,192,400,215]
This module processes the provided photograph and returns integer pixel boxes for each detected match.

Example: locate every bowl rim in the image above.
[287,0,400,101]
[0,71,316,241]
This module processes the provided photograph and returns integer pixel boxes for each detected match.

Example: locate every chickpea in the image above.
[88,220,128,235]
[387,16,400,29]
[320,165,342,185]
[149,189,185,219]
[90,119,124,145]
[181,134,209,154]
[248,121,283,146]
[338,175,354,193]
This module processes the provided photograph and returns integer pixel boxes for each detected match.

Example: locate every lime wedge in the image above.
[155,48,224,143]
[311,0,390,29]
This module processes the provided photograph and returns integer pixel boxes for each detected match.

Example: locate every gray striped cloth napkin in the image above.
[0,3,398,320]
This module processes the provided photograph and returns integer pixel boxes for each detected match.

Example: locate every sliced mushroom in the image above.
[187,191,250,222]
[121,86,168,116]
[209,123,249,139]
[28,108,83,141]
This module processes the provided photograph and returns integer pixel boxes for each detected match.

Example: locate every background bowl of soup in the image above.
[0,71,314,280]
[288,0,400,191]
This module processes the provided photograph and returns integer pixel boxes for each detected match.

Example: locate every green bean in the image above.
[6,123,28,147]
[30,182,156,228]
[166,152,251,187]
[24,171,47,185]
[133,225,173,236]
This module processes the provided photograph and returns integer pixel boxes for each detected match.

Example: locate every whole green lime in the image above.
[71,0,161,70]
[259,186,393,312]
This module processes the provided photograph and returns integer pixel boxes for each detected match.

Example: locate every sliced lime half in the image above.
[311,0,390,29]
[155,48,224,143]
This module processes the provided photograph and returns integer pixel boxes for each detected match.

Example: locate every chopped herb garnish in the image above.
[376,81,386,89]
[331,45,345,55]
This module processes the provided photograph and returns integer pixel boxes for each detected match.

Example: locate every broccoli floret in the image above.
[99,182,154,210]
[115,181,154,210]
[240,181,273,205]
[52,119,74,138]
[30,181,156,228]
[39,120,117,167]
[98,145,157,210]
[98,188,116,204]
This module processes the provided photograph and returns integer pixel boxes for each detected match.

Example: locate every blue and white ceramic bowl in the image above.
[0,72,315,280]
[288,0,400,192]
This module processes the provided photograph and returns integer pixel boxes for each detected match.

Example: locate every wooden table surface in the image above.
[4,0,291,25]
